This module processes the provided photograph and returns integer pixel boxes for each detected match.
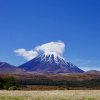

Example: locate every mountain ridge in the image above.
[0,62,23,74]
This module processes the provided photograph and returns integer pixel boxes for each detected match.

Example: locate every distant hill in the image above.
[0,62,23,74]
[85,70,100,74]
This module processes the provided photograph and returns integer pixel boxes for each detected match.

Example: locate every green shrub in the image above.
[8,86,17,90]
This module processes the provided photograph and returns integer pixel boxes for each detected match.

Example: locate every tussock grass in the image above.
[0,90,100,100]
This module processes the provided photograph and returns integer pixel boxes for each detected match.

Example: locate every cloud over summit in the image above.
[14,41,65,60]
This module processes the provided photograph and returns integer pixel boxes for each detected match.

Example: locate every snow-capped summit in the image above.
[36,52,64,63]
[19,53,84,74]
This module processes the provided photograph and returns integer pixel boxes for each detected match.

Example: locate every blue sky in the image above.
[0,0,100,71]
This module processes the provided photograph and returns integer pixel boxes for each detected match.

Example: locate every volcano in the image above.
[19,53,84,74]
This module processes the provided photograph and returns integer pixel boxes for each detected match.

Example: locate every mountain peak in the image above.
[19,53,84,74]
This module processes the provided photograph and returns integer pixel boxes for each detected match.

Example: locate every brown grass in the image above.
[0,90,100,100]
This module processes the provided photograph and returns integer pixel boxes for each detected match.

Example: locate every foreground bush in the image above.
[8,86,17,90]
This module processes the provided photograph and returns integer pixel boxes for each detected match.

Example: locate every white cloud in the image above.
[14,41,65,61]
[35,41,65,56]
[14,49,38,61]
